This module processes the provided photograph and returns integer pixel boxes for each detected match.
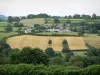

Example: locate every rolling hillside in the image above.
[20,18,45,26]
[7,35,88,51]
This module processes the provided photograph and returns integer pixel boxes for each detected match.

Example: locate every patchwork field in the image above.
[7,35,88,51]
[20,18,45,26]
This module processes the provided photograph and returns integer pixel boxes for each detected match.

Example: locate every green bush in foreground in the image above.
[0,64,100,75]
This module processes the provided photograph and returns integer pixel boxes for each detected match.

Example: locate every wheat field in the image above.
[7,35,88,51]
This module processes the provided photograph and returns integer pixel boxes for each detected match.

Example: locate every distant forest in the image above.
[7,13,100,20]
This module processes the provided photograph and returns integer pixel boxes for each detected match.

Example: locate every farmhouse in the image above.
[46,28,61,32]
[23,28,32,33]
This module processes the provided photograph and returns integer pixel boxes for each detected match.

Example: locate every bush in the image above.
[19,47,49,65]
[0,64,100,75]
[4,24,13,32]
[49,56,66,66]
[82,65,100,75]
[78,32,83,36]
[45,47,55,57]
[14,22,24,27]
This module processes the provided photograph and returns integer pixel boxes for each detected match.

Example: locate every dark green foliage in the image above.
[19,47,49,65]
[49,56,66,66]
[0,64,100,75]
[68,56,84,68]
[2,48,12,57]
[48,39,52,46]
[92,13,97,19]
[66,19,71,24]
[17,27,22,34]
[87,46,100,57]
[45,47,55,57]
[0,57,10,64]
[73,14,81,19]
[78,32,83,36]
[0,38,11,57]
[65,53,71,62]
[8,16,13,23]
[21,16,26,20]
[54,18,60,27]
[62,39,70,53]
[54,53,62,57]
[82,65,100,75]
[34,24,46,32]
[4,24,13,32]
[14,17,20,22]
[14,22,24,27]
[10,48,20,64]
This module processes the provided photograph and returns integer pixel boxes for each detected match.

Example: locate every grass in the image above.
[0,22,7,27]
[20,18,45,26]
[7,35,88,51]
[0,32,18,39]
[0,22,20,39]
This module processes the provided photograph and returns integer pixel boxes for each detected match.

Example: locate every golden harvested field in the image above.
[7,35,88,51]
[84,36,100,48]
[20,18,45,26]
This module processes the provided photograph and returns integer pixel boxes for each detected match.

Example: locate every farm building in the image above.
[46,28,71,32]
[46,28,61,32]
[23,28,32,33]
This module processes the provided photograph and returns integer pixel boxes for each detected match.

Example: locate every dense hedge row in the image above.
[4,33,79,40]
[0,64,100,75]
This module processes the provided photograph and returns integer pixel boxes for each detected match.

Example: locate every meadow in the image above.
[0,22,19,39]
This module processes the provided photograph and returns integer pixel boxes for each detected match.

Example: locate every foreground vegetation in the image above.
[0,64,100,75]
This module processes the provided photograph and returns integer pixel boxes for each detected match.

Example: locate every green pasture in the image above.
[0,32,18,39]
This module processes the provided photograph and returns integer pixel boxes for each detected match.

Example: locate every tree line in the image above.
[0,64,100,75]
[7,13,100,23]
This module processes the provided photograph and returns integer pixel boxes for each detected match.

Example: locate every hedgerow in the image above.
[0,64,99,75]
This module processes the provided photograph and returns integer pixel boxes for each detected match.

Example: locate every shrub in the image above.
[0,64,100,75]
[19,47,49,65]
[49,56,66,66]
[45,47,55,57]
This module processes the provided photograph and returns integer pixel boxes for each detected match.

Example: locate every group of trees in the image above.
[0,64,100,75]
[65,13,100,19]
[4,24,13,32]
[4,16,24,33]
[8,16,20,23]
[23,13,100,19]
[7,13,100,22]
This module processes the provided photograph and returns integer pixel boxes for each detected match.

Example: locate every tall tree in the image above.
[4,24,13,32]
[73,14,81,19]
[62,39,69,53]
[53,18,60,27]
[14,17,20,22]
[68,15,72,19]
[48,40,52,46]
[27,14,34,19]
[92,13,97,19]
[8,16,13,23]
[20,47,49,65]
